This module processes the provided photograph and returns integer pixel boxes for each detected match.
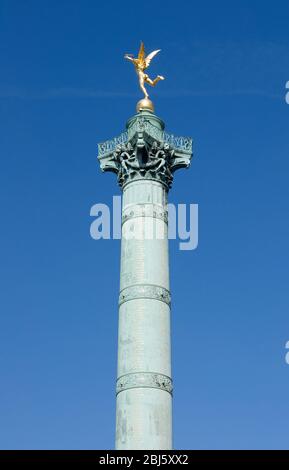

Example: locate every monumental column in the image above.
[97,43,192,450]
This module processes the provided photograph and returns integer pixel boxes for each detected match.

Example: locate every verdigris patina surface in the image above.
[97,44,193,450]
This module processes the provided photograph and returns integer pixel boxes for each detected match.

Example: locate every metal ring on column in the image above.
[116,372,173,395]
[119,284,171,307]
[122,203,168,225]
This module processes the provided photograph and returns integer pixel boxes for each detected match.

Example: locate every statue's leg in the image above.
[140,76,149,99]
[145,75,165,87]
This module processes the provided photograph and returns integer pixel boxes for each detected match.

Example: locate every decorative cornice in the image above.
[98,131,128,159]
[116,372,173,395]
[119,284,171,307]
[98,117,192,158]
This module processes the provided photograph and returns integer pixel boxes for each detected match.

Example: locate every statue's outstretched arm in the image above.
[124,55,134,63]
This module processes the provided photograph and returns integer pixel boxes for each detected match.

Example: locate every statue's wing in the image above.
[145,49,161,67]
[138,42,146,62]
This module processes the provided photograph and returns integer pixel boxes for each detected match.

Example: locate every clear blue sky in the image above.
[1,0,289,450]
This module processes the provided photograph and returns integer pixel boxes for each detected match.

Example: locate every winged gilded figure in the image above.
[124,42,165,99]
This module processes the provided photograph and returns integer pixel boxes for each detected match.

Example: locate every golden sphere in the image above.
[136,98,154,113]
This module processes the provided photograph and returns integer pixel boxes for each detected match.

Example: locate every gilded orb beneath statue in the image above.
[136,98,155,113]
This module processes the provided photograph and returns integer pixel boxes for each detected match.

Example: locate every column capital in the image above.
[97,110,193,190]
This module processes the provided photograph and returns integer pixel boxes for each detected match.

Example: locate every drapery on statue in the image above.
[124,42,165,99]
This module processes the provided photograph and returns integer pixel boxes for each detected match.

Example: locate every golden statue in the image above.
[125,42,165,103]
